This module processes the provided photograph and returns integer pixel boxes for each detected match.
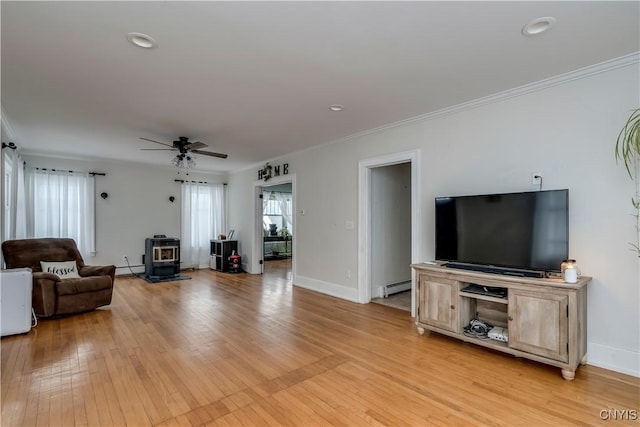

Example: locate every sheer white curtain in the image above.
[25,168,95,256]
[181,182,225,269]
[263,191,292,234]
[2,148,27,240]
[275,192,293,234]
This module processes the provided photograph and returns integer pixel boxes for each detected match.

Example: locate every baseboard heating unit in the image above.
[381,281,411,298]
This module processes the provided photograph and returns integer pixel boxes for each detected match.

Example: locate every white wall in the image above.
[20,155,227,275]
[371,163,412,297]
[229,60,640,376]
[227,168,260,272]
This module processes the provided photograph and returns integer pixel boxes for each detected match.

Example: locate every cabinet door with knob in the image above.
[417,276,459,332]
[508,289,569,362]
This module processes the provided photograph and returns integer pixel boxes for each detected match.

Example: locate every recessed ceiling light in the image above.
[521,17,556,37]
[126,32,157,49]
[329,104,344,112]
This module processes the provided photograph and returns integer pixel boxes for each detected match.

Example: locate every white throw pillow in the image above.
[40,260,81,279]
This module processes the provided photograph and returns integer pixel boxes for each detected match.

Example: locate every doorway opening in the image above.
[369,162,412,311]
[261,182,293,280]
[358,150,421,316]
[252,174,296,282]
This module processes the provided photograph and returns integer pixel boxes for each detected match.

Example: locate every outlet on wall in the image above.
[531,173,542,187]
[122,255,128,263]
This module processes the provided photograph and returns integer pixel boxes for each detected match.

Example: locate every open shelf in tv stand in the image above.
[412,263,590,381]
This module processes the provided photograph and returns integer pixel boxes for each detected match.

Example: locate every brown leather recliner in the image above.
[1,238,115,317]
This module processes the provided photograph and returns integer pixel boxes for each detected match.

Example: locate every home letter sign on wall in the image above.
[258,162,289,181]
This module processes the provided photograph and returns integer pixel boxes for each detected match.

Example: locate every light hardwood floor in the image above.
[2,262,638,426]
[371,291,411,312]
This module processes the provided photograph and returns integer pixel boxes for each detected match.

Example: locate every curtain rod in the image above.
[174,179,227,185]
[32,167,106,176]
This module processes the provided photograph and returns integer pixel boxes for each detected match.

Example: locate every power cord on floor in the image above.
[124,256,145,279]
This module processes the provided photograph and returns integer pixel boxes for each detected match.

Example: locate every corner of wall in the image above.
[295,275,359,303]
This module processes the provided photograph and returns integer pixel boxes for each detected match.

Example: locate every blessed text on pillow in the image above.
[40,261,81,279]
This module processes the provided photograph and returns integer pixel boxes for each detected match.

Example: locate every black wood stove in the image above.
[145,237,180,279]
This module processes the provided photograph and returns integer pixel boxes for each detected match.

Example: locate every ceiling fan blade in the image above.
[185,141,207,150]
[192,149,228,159]
[140,148,178,151]
[140,137,174,147]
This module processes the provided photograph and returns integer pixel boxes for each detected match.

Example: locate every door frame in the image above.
[358,150,421,316]
[252,174,296,279]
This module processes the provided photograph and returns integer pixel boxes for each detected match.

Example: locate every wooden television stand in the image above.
[411,263,590,381]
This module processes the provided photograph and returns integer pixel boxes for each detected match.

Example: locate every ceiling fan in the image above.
[140,136,228,159]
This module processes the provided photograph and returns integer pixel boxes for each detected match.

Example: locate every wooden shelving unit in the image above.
[210,240,238,272]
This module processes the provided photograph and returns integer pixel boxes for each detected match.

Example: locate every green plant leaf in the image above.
[615,108,640,178]
[615,108,640,257]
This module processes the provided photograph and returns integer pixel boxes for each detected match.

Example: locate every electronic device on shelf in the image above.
[460,284,508,299]
[435,189,569,277]
[488,327,509,343]
[463,319,509,343]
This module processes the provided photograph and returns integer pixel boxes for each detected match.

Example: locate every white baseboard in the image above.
[587,342,640,377]
[115,266,144,276]
[295,275,359,303]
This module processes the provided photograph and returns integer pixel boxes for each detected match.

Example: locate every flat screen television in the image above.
[435,189,568,276]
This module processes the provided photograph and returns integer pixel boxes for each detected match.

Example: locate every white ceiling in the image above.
[2,1,639,173]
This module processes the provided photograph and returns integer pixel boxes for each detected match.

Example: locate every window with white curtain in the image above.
[25,168,95,257]
[3,154,13,239]
[262,191,292,235]
[2,148,27,241]
[181,182,225,269]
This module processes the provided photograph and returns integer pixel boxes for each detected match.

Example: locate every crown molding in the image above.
[338,52,640,143]
[1,107,16,141]
[233,53,640,176]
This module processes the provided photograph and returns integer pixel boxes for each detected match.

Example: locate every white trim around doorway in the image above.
[358,150,421,317]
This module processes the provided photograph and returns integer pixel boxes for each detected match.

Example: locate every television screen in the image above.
[435,189,568,273]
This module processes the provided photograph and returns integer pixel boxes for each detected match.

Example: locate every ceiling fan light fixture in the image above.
[127,32,157,49]
[521,17,556,37]
[171,153,196,169]
[186,155,196,169]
